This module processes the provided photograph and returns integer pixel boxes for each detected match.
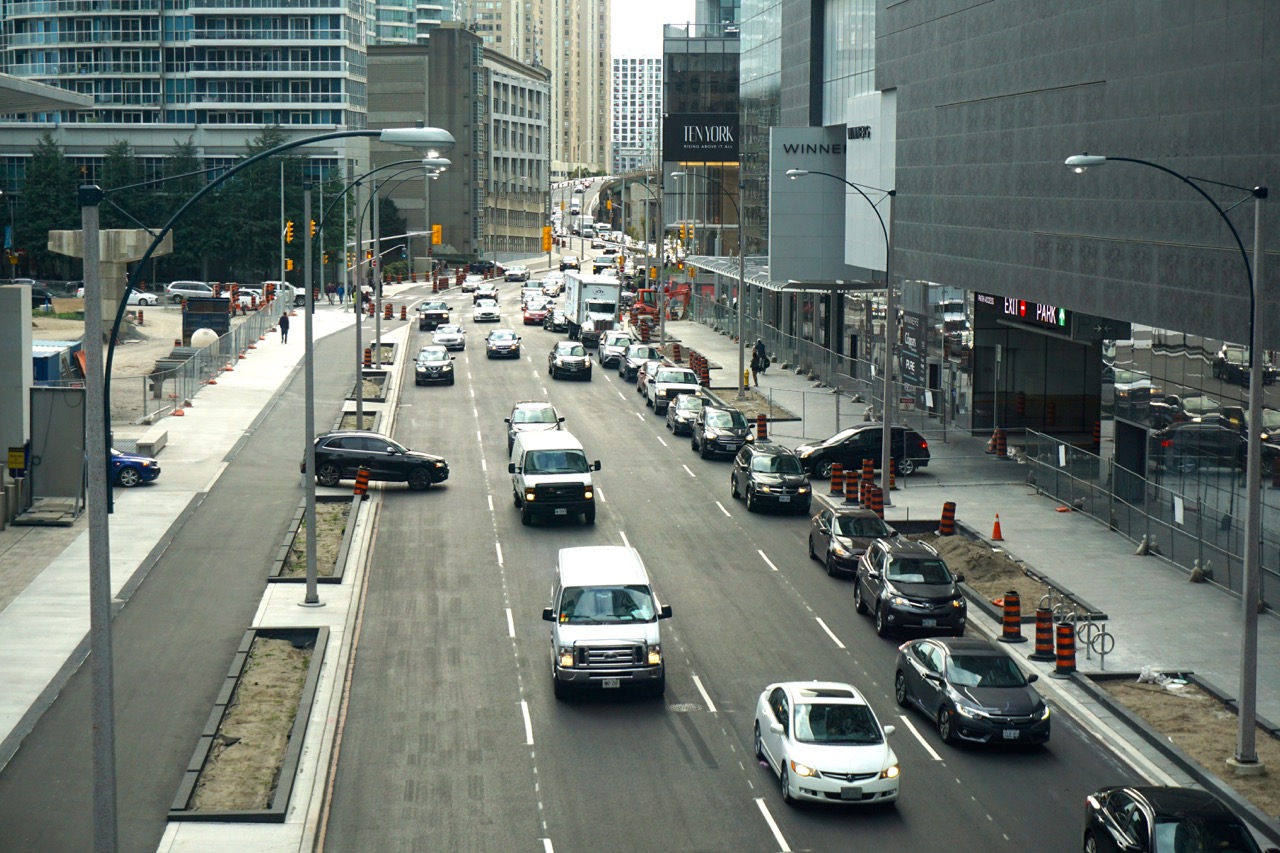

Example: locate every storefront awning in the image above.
[684,254,886,294]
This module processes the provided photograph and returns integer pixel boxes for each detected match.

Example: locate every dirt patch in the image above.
[355,376,385,399]
[703,387,799,422]
[914,533,1050,608]
[190,637,312,811]
[280,501,350,578]
[1099,679,1280,819]
[339,412,379,431]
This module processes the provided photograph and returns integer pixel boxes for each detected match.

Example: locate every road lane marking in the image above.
[815,617,846,649]
[617,391,626,400]
[521,700,534,745]
[481,458,487,473]
[635,412,645,421]
[682,464,695,478]
[541,841,554,853]
[758,550,779,572]
[470,387,475,398]
[487,495,493,512]
[898,715,942,761]
[506,608,515,637]
[754,799,791,852]
[656,436,667,447]
[596,487,605,503]
[496,542,504,567]
[476,430,482,443]
[692,674,718,713]
[620,531,631,549]
[715,501,731,517]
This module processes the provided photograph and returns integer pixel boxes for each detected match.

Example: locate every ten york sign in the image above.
[664,113,740,162]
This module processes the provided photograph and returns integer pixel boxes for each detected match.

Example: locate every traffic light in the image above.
[679,224,687,240]
[322,252,329,265]
[400,245,407,258]
[431,224,442,245]
[366,249,373,260]
[606,198,612,211]
[285,220,294,243]
[310,219,317,237]
[286,258,294,271]
[542,226,552,252]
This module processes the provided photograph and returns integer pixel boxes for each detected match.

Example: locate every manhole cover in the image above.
[666,702,704,713]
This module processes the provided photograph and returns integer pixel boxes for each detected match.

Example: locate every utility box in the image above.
[182,296,231,346]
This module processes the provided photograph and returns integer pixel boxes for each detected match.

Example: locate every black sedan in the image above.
[729,443,811,514]
[691,406,753,459]
[413,345,456,385]
[1083,786,1275,853]
[807,507,895,577]
[619,343,661,381]
[894,637,1050,746]
[795,423,931,478]
[304,430,448,491]
[485,329,522,359]
[548,341,592,380]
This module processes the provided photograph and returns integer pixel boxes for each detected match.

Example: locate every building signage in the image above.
[977,292,1070,330]
[847,126,872,140]
[899,312,926,391]
[663,113,740,162]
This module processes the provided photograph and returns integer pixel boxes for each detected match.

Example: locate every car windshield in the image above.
[607,336,632,348]
[628,346,658,359]
[490,332,516,342]
[677,397,705,413]
[557,585,655,624]
[945,654,1027,688]
[476,300,497,308]
[656,370,697,384]
[706,410,745,429]
[835,516,891,538]
[823,428,861,447]
[1153,817,1262,853]
[524,449,589,474]
[513,407,556,425]
[793,703,883,745]
[417,350,448,363]
[436,325,462,335]
[557,344,586,357]
[887,557,953,584]
[750,454,803,474]
[423,303,446,311]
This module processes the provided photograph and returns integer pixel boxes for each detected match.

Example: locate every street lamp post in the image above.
[786,169,897,500]
[1064,152,1267,776]
[671,171,745,398]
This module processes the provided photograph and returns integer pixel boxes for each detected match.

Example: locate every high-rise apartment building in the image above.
[611,57,661,175]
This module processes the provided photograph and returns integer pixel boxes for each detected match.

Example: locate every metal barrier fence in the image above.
[1019,429,1279,602]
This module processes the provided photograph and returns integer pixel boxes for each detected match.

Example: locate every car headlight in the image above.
[525,489,536,501]
[954,702,983,719]
[442,364,453,371]
[790,760,817,778]
[558,648,574,668]
[951,597,965,608]
[758,485,773,493]
[434,461,446,468]
[797,486,810,494]
[880,763,900,780]
[889,595,908,607]
[647,644,662,665]
[831,542,851,558]
[583,489,594,500]
[1038,704,1051,721]
[799,447,814,458]
[657,389,668,397]
[745,433,755,442]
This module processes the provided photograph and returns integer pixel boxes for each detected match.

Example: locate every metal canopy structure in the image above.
[0,74,93,116]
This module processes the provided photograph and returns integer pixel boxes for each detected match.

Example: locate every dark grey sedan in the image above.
[665,393,705,436]
[807,507,895,577]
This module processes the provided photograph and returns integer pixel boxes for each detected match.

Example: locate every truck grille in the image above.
[576,644,643,669]
[536,483,585,502]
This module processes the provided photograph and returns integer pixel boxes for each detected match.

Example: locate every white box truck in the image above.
[563,271,621,347]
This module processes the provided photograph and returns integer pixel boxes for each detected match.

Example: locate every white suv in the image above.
[165,280,213,302]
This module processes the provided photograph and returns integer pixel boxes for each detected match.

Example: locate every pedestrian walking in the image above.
[750,350,763,387]
[337,282,346,306]
[279,312,290,343]
[325,283,336,305]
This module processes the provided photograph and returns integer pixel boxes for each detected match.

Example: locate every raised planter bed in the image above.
[268,495,358,584]
[336,410,380,431]
[170,626,328,822]
[349,369,387,402]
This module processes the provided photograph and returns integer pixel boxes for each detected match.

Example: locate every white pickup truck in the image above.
[644,365,701,415]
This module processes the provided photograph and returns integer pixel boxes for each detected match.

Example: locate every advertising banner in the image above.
[663,113,740,162]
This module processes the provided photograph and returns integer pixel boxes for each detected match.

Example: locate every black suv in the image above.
[854,538,965,637]
[505,401,564,452]
[795,423,931,478]
[691,405,753,458]
[304,430,449,491]
[729,443,812,514]
[1213,344,1278,386]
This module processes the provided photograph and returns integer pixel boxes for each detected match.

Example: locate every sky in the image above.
[611,0,696,57]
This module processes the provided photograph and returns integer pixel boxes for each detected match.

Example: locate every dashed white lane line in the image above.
[596,487,606,503]
[656,436,668,447]
[755,799,791,852]
[758,550,779,572]
[617,391,626,400]
[487,495,494,512]
[898,715,943,761]
[715,501,731,517]
[682,464,696,478]
[620,530,631,549]
[476,430,482,443]
[692,674,718,713]
[470,387,475,398]
[814,617,846,649]
[520,700,534,745]
[506,607,515,638]
[481,458,487,473]
[495,542,504,567]
[541,840,554,853]
[634,412,644,421]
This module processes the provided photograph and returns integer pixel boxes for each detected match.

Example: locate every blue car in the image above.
[111,448,161,487]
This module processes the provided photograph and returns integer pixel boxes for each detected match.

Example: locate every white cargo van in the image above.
[542,546,673,699]
[508,430,601,526]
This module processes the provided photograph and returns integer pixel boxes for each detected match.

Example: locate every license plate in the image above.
[778,495,791,503]
[922,619,937,627]
[602,678,620,689]
[1002,729,1019,740]
[554,508,567,515]
[840,787,862,800]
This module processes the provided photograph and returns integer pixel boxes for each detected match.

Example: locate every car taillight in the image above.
[919,440,928,450]
[1161,438,1173,448]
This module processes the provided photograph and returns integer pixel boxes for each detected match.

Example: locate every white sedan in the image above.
[432,324,466,350]
[505,265,530,282]
[753,681,900,807]
[472,299,501,322]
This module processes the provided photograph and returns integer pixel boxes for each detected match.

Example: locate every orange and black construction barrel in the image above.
[1030,609,1056,661]
[998,590,1026,643]
[1052,622,1077,678]
[829,463,845,496]
[937,501,957,535]
[756,414,768,441]
[354,466,370,500]
[868,486,884,519]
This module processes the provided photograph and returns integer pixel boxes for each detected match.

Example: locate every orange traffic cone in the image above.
[992,513,1004,541]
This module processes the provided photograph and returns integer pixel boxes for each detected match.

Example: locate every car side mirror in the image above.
[558,417,565,423]
[542,607,554,622]
[889,529,901,538]
[507,463,516,474]
[923,673,944,684]
[1026,674,1039,683]
[593,461,602,471]
[769,721,784,736]
[659,604,672,619]
[954,573,965,583]
[882,724,896,737]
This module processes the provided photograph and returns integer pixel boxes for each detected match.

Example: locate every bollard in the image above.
[937,501,956,535]
[889,458,897,491]
[829,463,845,495]
[868,486,884,519]
[400,305,408,321]
[998,590,1026,643]
[756,413,767,441]
[1052,622,1077,677]
[137,310,144,325]
[672,343,682,362]
[383,302,393,320]
[995,428,1008,459]
[843,470,860,505]
[363,347,373,368]
[1030,609,1056,661]
[354,466,370,500]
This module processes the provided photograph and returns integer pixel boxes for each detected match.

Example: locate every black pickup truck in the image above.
[418,300,450,331]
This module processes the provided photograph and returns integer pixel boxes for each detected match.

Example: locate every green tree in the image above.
[160,137,209,281]
[16,131,79,277]
[99,139,150,231]
[218,126,305,281]
[378,195,407,250]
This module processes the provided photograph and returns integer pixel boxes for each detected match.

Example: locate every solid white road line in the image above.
[506,608,515,638]
[682,464,696,478]
[691,674,718,713]
[814,617,846,649]
[541,840,554,853]
[715,501,731,517]
[495,542,504,567]
[898,715,942,761]
[754,799,791,852]
[758,550,779,572]
[620,531,631,549]
[521,700,534,745]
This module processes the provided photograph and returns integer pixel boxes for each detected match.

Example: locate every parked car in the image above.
[753,681,900,807]
[795,423,931,478]
[164,280,214,302]
[691,405,753,458]
[1082,786,1274,853]
[548,340,592,380]
[473,282,499,303]
[666,393,705,436]
[472,299,501,322]
[111,448,161,487]
[854,537,965,637]
[1154,410,1280,476]
[730,443,812,514]
[505,265,531,282]
[560,255,580,272]
[543,308,569,333]
[418,300,450,331]
[619,344,661,381]
[414,345,455,386]
[635,359,664,398]
[485,328,521,359]
[808,507,895,578]
[597,331,633,367]
[28,286,57,309]
[505,400,564,453]
[895,637,1050,745]
[1148,393,1220,429]
[432,324,466,351]
[304,430,449,490]
[1214,344,1278,386]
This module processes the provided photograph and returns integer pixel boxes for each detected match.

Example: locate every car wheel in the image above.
[646,395,653,408]
[898,457,917,476]
[854,579,868,614]
[753,722,765,760]
[553,677,569,700]
[521,506,532,526]
[116,467,142,488]
[894,671,909,707]
[746,488,757,513]
[407,468,432,490]
[699,440,711,459]
[938,707,957,744]
[731,475,740,500]
[513,491,521,508]
[779,765,794,806]
[815,458,833,479]
[1171,456,1198,474]
[584,508,596,525]
[649,673,665,698]
[874,603,890,637]
[808,535,817,561]
[1083,831,1098,853]
[317,463,342,487]
[825,553,838,577]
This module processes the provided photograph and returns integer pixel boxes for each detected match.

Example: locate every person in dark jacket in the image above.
[279,312,290,343]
